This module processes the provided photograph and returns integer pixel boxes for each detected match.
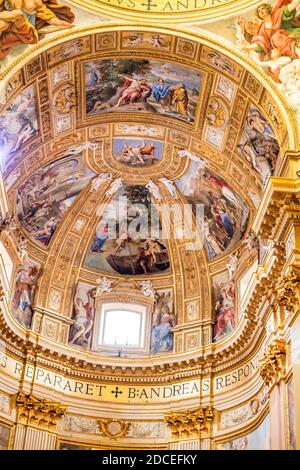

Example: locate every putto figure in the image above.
[159,177,178,199]
[105,177,123,198]
[90,173,112,192]
[146,180,162,201]
[96,276,115,295]
[139,280,157,300]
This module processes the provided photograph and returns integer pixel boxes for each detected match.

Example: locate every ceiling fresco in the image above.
[0,23,292,360]
[187,0,300,127]
[85,59,202,123]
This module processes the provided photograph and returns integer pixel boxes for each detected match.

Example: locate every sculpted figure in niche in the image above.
[214,280,235,341]
[12,263,39,328]
[151,291,175,354]
[69,286,96,349]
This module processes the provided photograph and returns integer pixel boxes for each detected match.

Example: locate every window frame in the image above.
[92,300,151,355]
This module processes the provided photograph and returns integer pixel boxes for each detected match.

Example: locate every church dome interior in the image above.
[0,0,299,452]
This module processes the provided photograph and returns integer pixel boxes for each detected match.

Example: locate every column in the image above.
[290,317,300,450]
[259,340,287,450]
[12,392,66,450]
[165,407,214,450]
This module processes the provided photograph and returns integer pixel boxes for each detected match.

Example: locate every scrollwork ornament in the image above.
[99,419,130,438]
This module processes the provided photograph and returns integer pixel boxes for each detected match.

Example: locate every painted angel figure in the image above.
[90,173,112,192]
[146,180,162,201]
[96,277,115,295]
[105,177,123,198]
[139,280,157,300]
[159,177,178,199]
[235,0,300,82]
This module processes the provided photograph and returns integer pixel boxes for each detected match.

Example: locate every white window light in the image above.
[93,302,149,355]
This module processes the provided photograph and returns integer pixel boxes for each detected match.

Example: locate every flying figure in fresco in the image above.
[0,0,75,60]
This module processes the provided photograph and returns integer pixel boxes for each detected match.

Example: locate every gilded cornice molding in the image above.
[14,392,66,432]
[67,0,262,24]
[165,406,214,439]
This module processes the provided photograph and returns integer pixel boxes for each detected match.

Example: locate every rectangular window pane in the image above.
[102,310,141,347]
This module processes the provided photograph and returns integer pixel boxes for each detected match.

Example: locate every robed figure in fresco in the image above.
[236,0,300,81]
[0,0,74,59]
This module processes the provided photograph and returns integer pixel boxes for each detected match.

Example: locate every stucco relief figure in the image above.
[151,291,174,354]
[105,177,123,198]
[0,0,75,60]
[237,105,279,180]
[159,177,178,199]
[146,180,162,201]
[139,280,156,300]
[226,251,240,279]
[178,149,208,167]
[90,173,112,192]
[235,1,300,83]
[11,263,39,328]
[68,284,96,349]
[213,280,236,341]
[96,276,115,295]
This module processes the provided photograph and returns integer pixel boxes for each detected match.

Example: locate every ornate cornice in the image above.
[165,406,214,439]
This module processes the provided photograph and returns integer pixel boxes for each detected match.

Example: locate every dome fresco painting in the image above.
[0,0,299,453]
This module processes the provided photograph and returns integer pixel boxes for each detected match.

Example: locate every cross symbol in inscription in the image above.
[141,0,157,11]
[111,386,123,398]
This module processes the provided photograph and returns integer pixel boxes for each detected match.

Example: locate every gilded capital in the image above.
[14,392,66,432]
[275,266,300,313]
[259,340,286,388]
[164,407,214,440]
